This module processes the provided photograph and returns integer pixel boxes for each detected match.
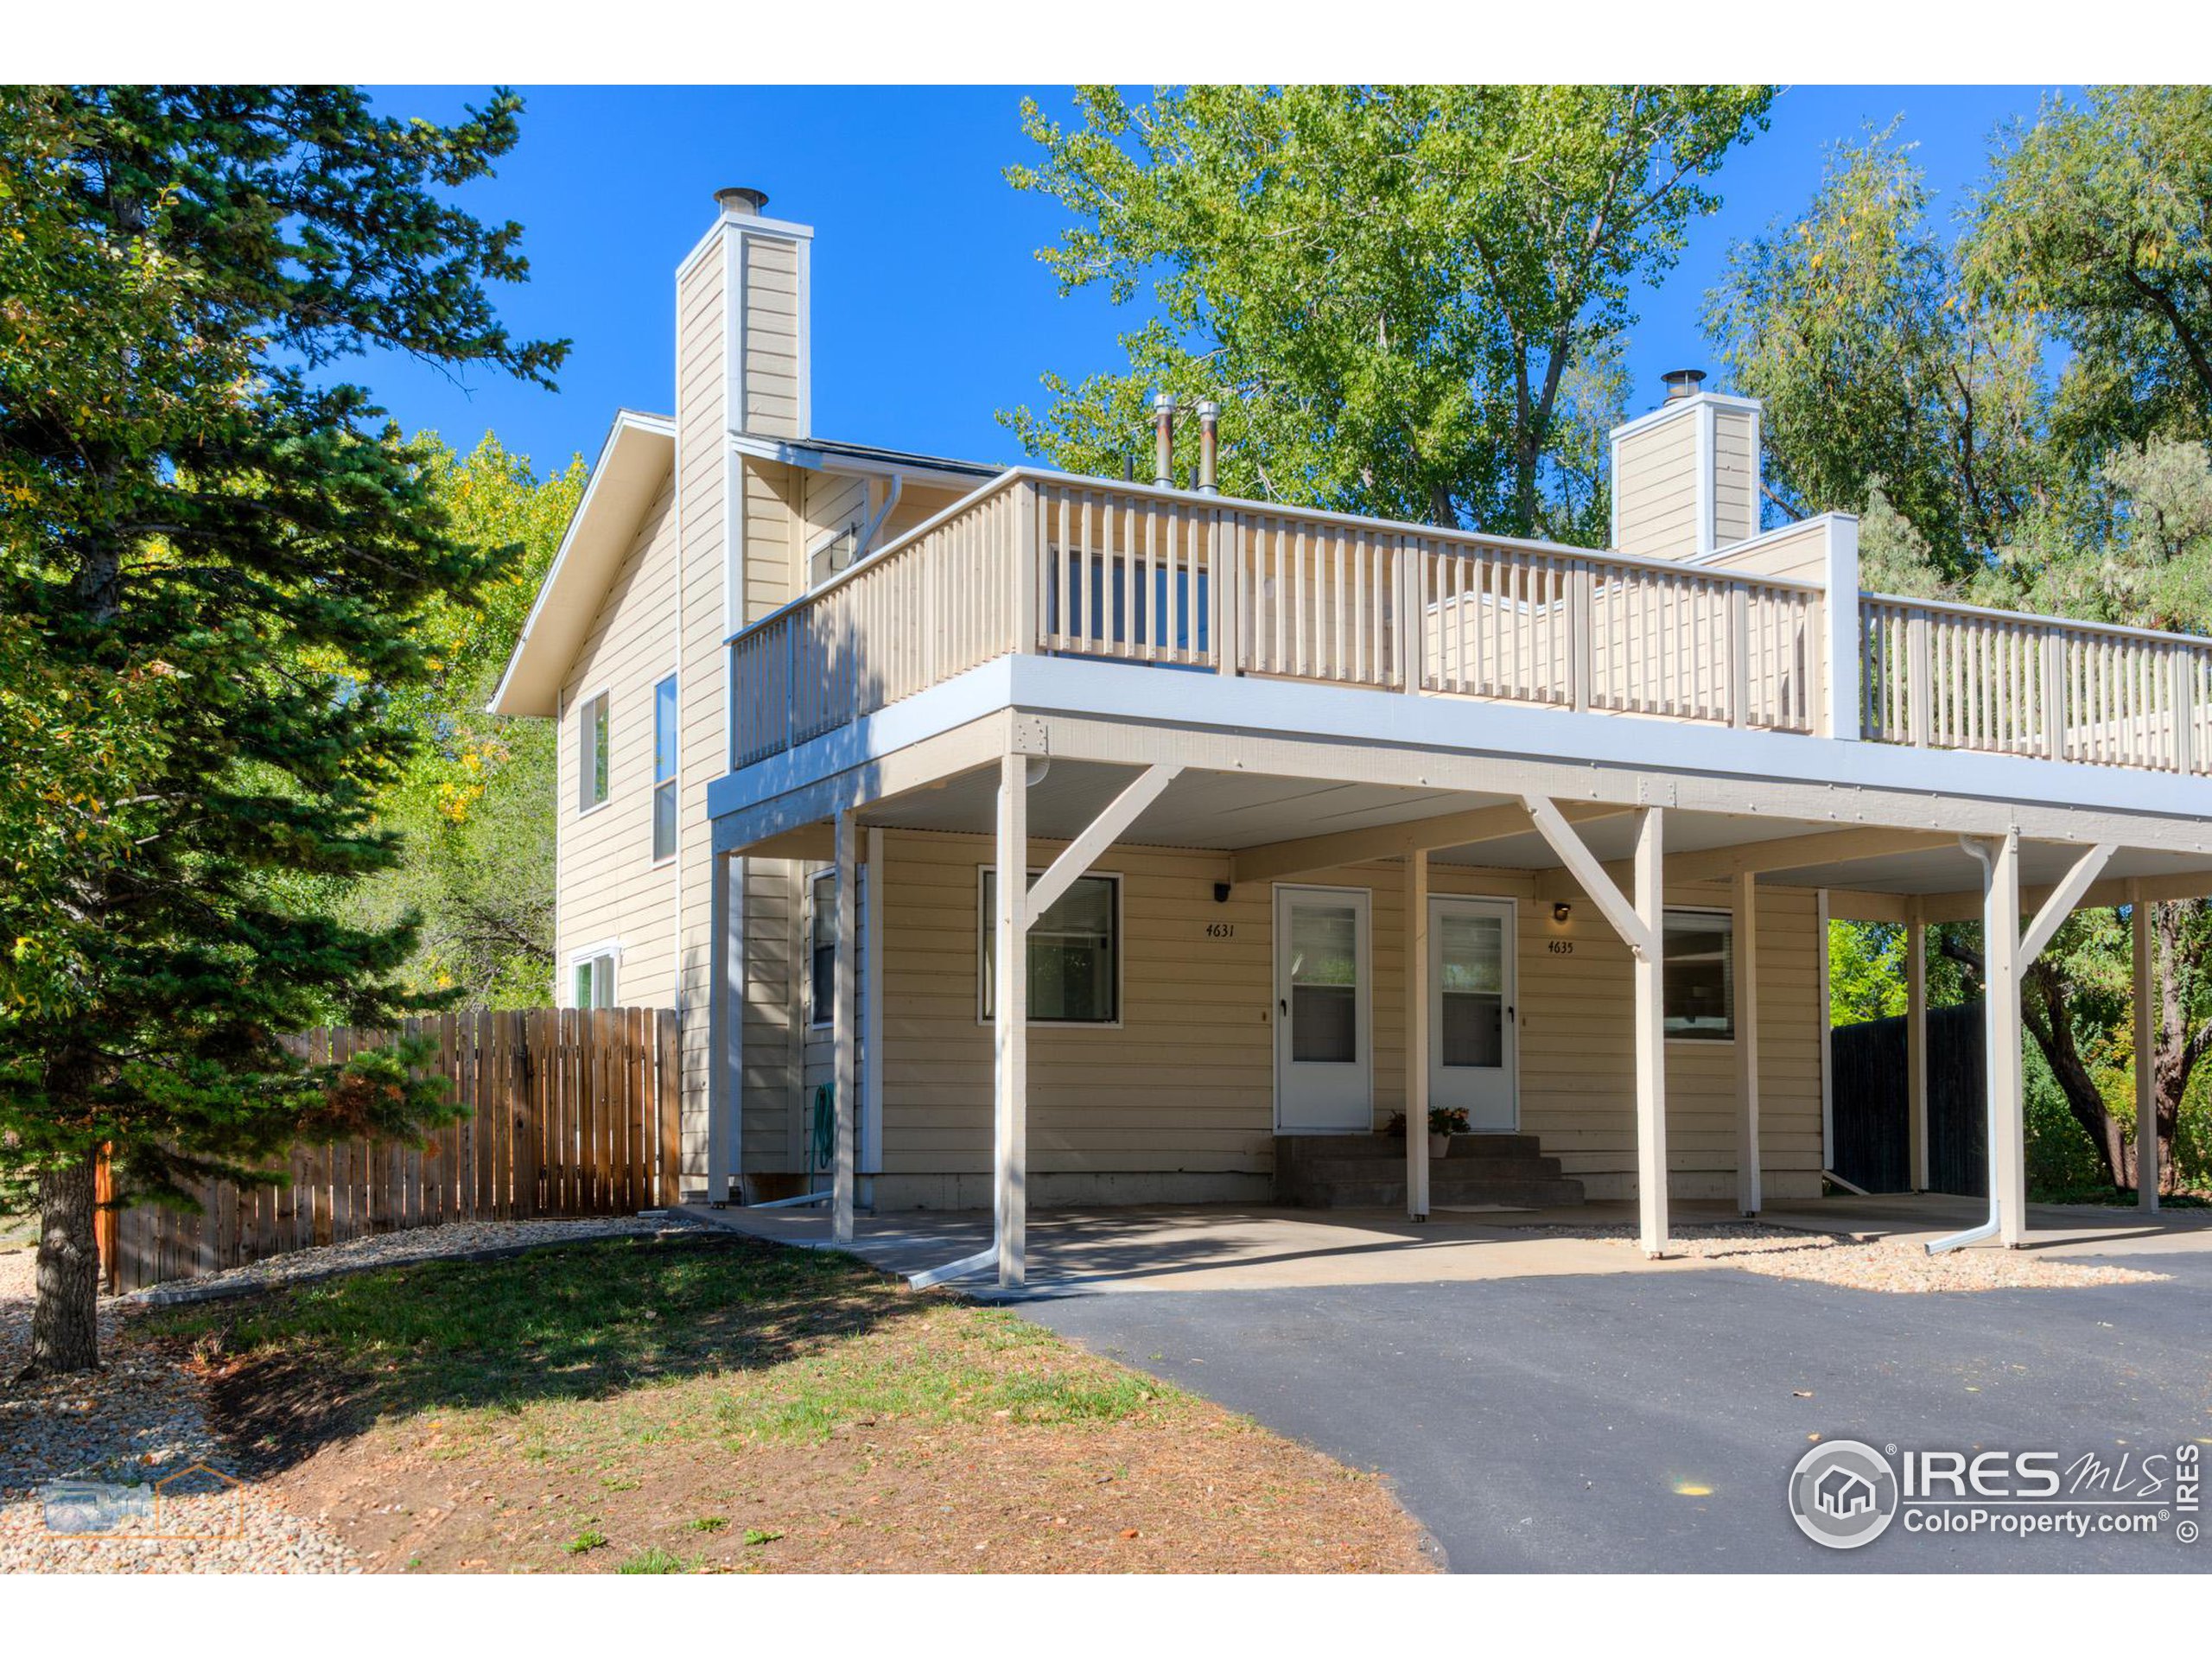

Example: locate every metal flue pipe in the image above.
[1196,399,1220,494]
[1153,393,1176,487]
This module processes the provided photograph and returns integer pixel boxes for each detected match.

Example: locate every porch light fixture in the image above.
[1553,901,1573,925]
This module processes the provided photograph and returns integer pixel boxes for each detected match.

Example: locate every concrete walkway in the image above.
[681,1193,2212,1296]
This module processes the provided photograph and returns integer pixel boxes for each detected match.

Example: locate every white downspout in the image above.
[1925,836,2002,1255]
[856,474,903,560]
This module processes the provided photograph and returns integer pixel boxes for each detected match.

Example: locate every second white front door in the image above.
[1274,886,1372,1132]
[1429,896,1517,1131]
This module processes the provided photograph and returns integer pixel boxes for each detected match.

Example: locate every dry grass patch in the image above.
[156,1234,1430,1573]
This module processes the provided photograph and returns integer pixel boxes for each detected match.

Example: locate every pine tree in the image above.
[0,86,566,1374]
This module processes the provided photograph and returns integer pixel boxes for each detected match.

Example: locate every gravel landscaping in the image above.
[1531,1222,2171,1292]
[1,1214,709,1574]
[0,1243,355,1573]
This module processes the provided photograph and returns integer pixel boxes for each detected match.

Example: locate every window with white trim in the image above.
[1663,907,1734,1040]
[572,950,616,1009]
[577,690,609,813]
[809,871,836,1027]
[980,869,1119,1024]
[652,674,677,861]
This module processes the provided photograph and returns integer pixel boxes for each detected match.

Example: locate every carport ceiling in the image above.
[853,760,2212,895]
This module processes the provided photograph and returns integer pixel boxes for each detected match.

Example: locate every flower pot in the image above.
[1427,1132,1451,1160]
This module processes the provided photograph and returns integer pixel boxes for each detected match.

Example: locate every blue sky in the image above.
[359,85,2061,480]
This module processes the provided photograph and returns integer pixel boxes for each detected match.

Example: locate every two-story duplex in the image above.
[493,188,2212,1286]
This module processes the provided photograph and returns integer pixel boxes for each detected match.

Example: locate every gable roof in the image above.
[487,410,677,720]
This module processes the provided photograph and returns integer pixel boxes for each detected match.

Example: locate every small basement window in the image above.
[1663,907,1734,1041]
[572,950,616,1009]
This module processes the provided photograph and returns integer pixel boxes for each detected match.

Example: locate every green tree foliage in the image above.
[1968,86,2212,453]
[1827,922,1909,1026]
[0,86,564,1373]
[1006,85,1772,543]
[337,434,585,1007]
[1713,93,2212,1196]
[1706,126,2048,584]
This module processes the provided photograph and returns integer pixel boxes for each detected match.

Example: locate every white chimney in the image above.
[1609,372,1762,560]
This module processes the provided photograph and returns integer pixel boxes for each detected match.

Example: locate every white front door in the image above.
[1274,886,1373,1132]
[1430,896,1517,1131]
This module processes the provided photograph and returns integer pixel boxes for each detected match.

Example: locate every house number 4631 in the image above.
[1205,922,1236,939]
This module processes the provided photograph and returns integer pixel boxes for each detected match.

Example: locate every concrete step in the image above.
[1286,1154,1566,1184]
[1279,1174,1586,1211]
[1278,1133,1544,1164]
[1274,1130,1586,1211]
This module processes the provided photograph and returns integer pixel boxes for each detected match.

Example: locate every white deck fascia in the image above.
[706,653,2212,855]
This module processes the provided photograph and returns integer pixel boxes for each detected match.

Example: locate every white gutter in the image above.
[1925,835,2003,1255]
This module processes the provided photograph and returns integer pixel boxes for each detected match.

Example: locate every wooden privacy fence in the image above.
[1828,1001,1986,1198]
[99,1007,679,1294]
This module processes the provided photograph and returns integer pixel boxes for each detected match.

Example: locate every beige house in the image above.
[493,188,2212,1285]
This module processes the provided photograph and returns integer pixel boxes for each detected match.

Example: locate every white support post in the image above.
[1633,808,1669,1257]
[863,827,885,1185]
[2134,883,2159,1213]
[831,808,856,1244]
[1986,829,2028,1249]
[1732,868,1761,1217]
[994,752,1029,1287]
[1406,849,1431,1223]
[1824,515,1862,741]
[706,850,737,1205]
[1905,901,1929,1192]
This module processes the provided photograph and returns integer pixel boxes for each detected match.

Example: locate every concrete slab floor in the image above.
[677,1192,2212,1297]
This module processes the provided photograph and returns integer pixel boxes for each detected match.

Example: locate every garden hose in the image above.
[808,1081,836,1173]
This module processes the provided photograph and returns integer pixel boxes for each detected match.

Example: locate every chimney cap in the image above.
[715,186,771,217]
[1661,367,1707,403]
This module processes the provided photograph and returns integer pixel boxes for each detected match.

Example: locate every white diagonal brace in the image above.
[2018,843,2118,963]
[1522,794,1657,958]
[1025,765,1181,919]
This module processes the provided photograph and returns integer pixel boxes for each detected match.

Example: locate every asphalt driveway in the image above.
[1018,1250,2212,1573]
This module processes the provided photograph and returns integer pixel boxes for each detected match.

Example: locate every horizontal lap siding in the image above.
[743,236,801,438]
[1713,406,1760,549]
[1518,881,1824,1200]
[671,238,728,1179]
[1616,413,1700,561]
[876,834,1275,1179]
[556,479,680,1009]
[816,831,1825,1202]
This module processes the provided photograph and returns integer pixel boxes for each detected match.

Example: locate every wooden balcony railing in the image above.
[727,469,2209,780]
[1860,594,2210,774]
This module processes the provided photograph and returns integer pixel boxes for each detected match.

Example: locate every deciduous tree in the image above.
[1007,84,1772,543]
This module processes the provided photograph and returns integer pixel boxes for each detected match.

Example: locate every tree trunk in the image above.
[23,1158,102,1377]
[2022,960,2124,1188]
